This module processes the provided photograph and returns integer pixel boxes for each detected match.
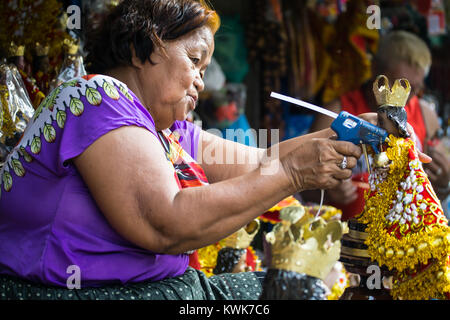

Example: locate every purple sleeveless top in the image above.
[0,75,201,287]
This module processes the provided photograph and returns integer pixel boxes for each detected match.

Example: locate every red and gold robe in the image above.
[359,135,450,300]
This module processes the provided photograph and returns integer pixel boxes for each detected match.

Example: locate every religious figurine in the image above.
[50,38,86,91]
[213,219,260,274]
[6,42,45,110]
[33,42,51,95]
[358,75,450,300]
[260,205,348,300]
[0,64,35,166]
[190,219,261,277]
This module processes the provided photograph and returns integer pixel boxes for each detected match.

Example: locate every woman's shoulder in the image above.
[0,74,158,180]
[30,74,153,130]
[56,74,135,107]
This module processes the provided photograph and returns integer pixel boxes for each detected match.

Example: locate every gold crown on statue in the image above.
[8,42,25,57]
[35,42,49,56]
[266,206,348,280]
[63,38,79,55]
[373,75,411,108]
[222,219,260,249]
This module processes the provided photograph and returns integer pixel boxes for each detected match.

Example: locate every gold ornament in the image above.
[8,42,25,58]
[279,205,305,223]
[266,206,348,280]
[373,152,390,167]
[373,75,411,108]
[222,219,260,249]
[63,38,79,56]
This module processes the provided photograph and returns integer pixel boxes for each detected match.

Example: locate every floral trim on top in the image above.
[0,75,134,197]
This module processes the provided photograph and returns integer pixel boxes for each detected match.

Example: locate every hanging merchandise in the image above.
[0,0,68,72]
[321,0,379,104]
[315,0,341,23]
[50,38,87,90]
[381,4,429,40]
[6,42,45,110]
[0,0,71,97]
[415,0,447,36]
[427,0,447,35]
[0,64,35,166]
[0,1,63,52]
[284,2,317,100]
[274,1,336,140]
[247,0,288,142]
[283,1,335,101]
[213,15,249,84]
[196,83,246,130]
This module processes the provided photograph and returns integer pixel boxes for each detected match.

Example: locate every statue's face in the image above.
[377,111,401,137]
[231,252,247,273]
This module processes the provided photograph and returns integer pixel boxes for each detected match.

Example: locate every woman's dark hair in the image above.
[378,106,410,138]
[85,0,219,74]
[213,248,246,275]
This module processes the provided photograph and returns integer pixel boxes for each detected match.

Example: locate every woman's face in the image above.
[138,26,214,130]
[377,111,400,137]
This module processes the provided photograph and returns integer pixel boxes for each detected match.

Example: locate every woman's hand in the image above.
[424,147,450,199]
[405,123,432,163]
[325,178,359,205]
[358,112,432,163]
[280,138,362,192]
[358,112,378,125]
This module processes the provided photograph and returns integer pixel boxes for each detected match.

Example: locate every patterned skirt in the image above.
[0,267,264,300]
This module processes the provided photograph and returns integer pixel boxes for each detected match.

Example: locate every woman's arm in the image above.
[74,125,360,255]
[308,100,341,133]
[74,126,294,255]
[199,127,336,183]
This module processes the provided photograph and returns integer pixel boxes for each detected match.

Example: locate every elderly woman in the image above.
[0,0,363,300]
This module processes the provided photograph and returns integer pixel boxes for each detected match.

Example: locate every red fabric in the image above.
[155,130,210,270]
[260,211,281,224]
[384,140,446,239]
[82,74,98,81]
[245,248,256,272]
[188,251,202,270]
[339,173,370,221]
